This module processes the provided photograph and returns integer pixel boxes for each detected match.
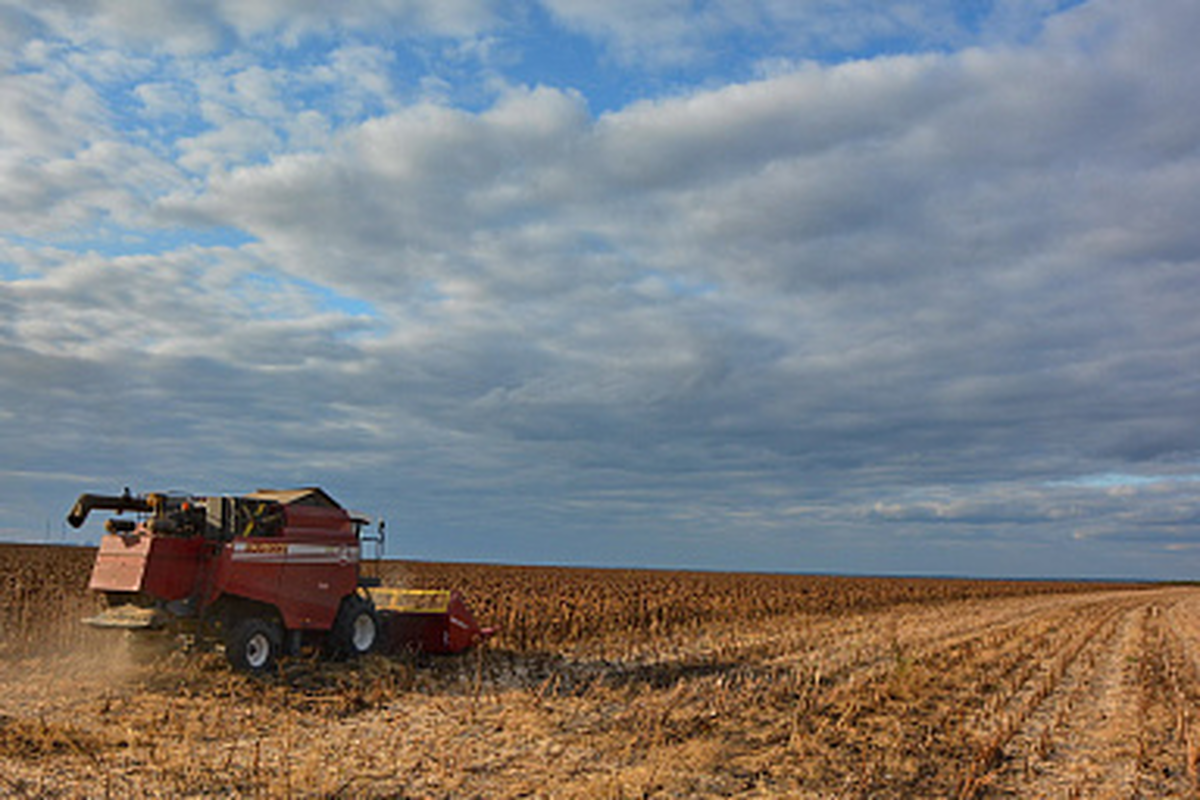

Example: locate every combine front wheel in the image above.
[225,617,283,674]
[330,594,379,659]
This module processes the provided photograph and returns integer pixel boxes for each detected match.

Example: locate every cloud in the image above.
[2,0,1200,576]
[2,0,501,55]
[538,0,1080,66]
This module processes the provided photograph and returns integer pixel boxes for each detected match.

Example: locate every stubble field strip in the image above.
[692,589,1200,798]
[954,596,1137,796]
[468,589,1194,797]
[1006,591,1200,798]
[982,600,1161,797]
[5,544,1195,798]
[738,595,1116,795]
[594,589,1138,706]
[468,591,1125,708]
[950,590,1200,798]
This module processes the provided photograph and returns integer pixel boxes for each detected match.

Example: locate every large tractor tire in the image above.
[225,617,284,674]
[329,594,379,660]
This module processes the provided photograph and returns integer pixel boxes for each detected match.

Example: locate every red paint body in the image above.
[86,489,363,631]
[79,488,493,655]
[370,588,495,654]
[91,534,206,601]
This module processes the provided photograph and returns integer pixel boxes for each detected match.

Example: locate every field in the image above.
[2,544,1198,798]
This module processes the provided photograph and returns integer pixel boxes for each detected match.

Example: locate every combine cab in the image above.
[69,487,493,672]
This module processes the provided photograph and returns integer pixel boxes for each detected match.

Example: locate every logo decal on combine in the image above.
[230,541,359,565]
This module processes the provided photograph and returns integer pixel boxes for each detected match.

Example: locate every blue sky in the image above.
[3,0,1200,579]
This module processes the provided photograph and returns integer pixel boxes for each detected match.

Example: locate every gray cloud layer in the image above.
[2,0,1199,577]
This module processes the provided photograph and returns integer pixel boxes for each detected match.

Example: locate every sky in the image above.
[2,0,1199,580]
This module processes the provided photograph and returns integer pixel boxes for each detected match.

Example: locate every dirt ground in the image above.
[3,585,1200,798]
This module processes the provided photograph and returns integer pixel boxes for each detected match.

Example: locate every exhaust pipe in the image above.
[67,489,153,528]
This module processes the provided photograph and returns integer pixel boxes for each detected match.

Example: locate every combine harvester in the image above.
[67,487,493,673]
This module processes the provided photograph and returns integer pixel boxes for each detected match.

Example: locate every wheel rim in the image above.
[245,632,271,669]
[351,613,376,652]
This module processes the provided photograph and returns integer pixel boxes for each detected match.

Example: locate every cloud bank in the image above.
[2,0,1199,577]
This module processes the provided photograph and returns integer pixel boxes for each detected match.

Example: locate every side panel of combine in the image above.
[207,502,360,631]
[208,541,286,618]
[90,533,205,601]
[275,505,360,630]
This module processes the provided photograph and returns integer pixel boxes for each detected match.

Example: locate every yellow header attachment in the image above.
[369,587,453,614]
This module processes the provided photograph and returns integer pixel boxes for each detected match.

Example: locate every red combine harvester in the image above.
[68,487,493,673]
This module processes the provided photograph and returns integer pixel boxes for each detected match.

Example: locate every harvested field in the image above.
[2,543,1196,798]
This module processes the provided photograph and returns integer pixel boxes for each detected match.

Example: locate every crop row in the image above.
[0,543,1146,659]
[372,559,1140,653]
[0,545,102,656]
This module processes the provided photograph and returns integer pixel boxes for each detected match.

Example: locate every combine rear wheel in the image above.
[330,594,379,659]
[225,617,283,674]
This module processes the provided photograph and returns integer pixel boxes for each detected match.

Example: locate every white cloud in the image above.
[539,0,1072,66]
[153,0,1199,483]
[1,0,501,55]
[177,118,281,174]
[3,0,1200,575]
[0,69,103,158]
[134,81,190,118]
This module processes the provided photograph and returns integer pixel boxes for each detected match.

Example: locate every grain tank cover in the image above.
[246,487,343,508]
